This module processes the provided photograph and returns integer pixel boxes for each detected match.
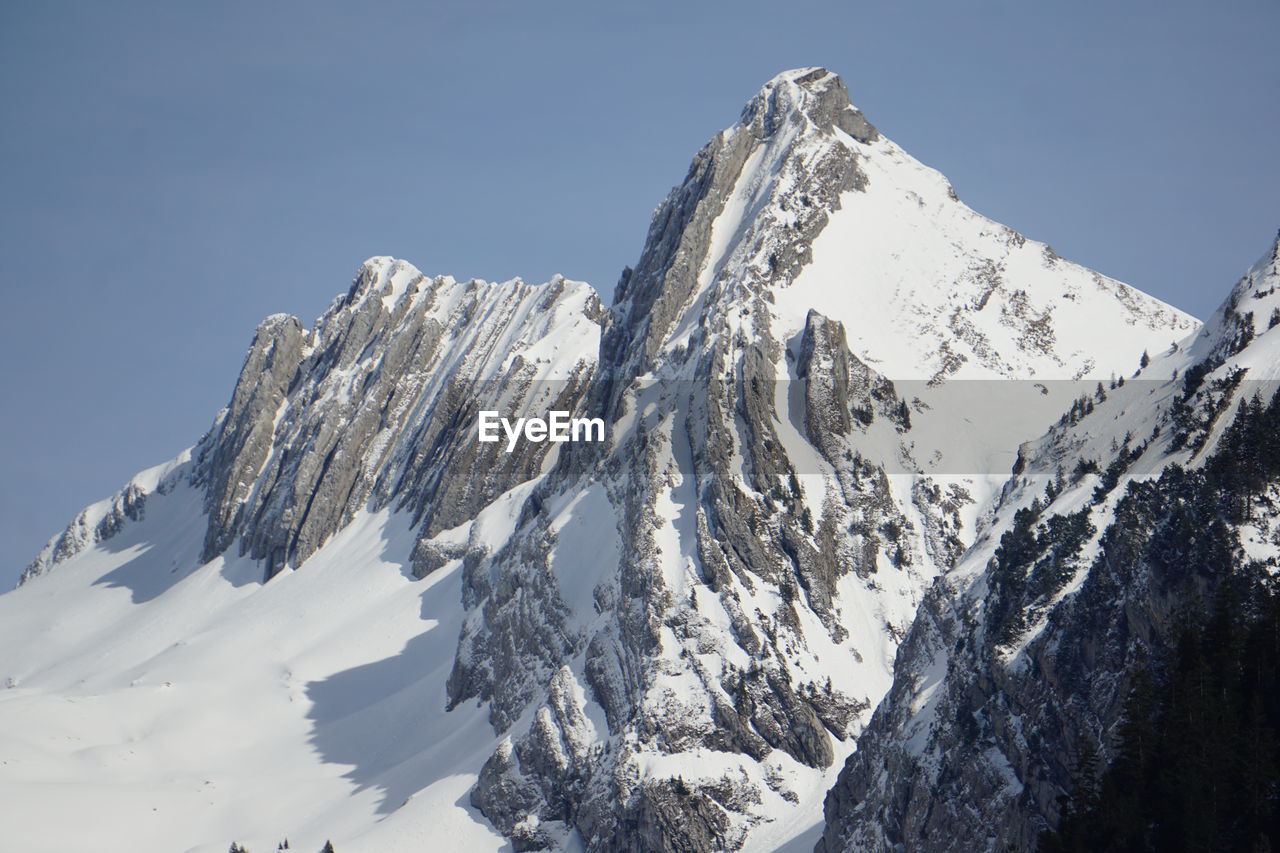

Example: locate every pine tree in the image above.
[1040,582,1280,852]
[1070,738,1100,816]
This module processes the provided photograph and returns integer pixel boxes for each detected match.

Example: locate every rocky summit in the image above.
[6,68,1273,853]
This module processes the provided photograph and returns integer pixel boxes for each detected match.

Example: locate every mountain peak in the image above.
[603,67,883,378]
[741,66,879,143]
[609,67,1193,387]
[1182,224,1280,372]
[765,65,830,83]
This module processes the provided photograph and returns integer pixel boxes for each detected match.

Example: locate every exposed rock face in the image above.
[20,68,1206,853]
[818,235,1280,853]
[189,261,602,580]
[199,313,308,565]
[603,68,874,385]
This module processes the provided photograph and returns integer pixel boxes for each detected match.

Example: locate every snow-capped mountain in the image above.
[817,234,1280,853]
[1,68,1200,853]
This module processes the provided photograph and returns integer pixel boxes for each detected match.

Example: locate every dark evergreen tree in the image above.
[1040,586,1280,852]
[1039,387,1280,851]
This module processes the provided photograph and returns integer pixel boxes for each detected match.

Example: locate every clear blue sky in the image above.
[1,0,1277,587]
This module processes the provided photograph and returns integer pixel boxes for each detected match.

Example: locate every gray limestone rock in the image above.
[191,261,601,581]
[608,780,735,853]
[197,312,306,567]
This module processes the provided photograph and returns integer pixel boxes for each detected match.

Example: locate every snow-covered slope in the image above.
[2,68,1200,853]
[818,233,1280,853]
[1,497,509,852]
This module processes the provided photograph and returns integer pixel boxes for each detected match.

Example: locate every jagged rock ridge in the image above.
[23,260,603,585]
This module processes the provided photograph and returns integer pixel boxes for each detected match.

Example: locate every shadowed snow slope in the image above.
[0,490,510,852]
